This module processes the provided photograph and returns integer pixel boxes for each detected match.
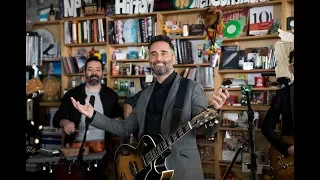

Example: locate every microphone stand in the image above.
[245,90,258,180]
[222,90,258,180]
[76,120,90,180]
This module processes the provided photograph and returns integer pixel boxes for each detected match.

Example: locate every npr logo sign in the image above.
[63,0,82,17]
[115,0,154,15]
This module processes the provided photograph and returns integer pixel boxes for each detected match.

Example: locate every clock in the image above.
[286,17,294,31]
[33,28,57,58]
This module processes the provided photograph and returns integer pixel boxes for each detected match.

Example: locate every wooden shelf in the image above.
[33,20,61,25]
[42,57,62,62]
[174,63,211,67]
[222,87,280,91]
[64,42,107,47]
[39,102,61,107]
[110,75,146,78]
[202,160,215,164]
[108,12,157,19]
[218,69,275,74]
[62,15,106,21]
[109,43,149,47]
[111,59,149,62]
[220,105,270,111]
[223,34,279,42]
[170,35,206,40]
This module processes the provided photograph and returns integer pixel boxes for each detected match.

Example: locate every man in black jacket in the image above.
[53,56,123,179]
[261,50,294,157]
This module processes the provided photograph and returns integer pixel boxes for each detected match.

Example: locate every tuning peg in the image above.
[214,120,219,124]
[94,160,98,167]
[42,163,46,171]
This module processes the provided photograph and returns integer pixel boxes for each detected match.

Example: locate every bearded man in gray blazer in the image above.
[71,35,229,180]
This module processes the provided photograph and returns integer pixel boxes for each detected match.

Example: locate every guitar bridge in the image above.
[272,155,294,170]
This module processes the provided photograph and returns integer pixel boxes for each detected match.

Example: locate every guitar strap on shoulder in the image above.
[170,78,189,134]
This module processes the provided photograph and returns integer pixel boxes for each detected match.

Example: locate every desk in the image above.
[26,151,106,180]
[27,151,106,164]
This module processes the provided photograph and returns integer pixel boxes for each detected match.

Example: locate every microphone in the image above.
[85,95,95,124]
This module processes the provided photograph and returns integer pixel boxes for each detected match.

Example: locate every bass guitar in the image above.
[114,106,219,180]
[268,136,294,180]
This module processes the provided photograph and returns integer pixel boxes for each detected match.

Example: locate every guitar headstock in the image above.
[190,106,219,129]
[26,78,43,99]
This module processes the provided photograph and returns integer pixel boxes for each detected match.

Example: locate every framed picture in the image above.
[250,92,264,105]
[40,75,61,102]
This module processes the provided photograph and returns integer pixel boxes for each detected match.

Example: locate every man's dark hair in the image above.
[84,56,104,71]
[148,35,174,51]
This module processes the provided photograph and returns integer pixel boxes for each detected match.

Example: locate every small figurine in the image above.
[134,66,140,75]
[140,65,145,75]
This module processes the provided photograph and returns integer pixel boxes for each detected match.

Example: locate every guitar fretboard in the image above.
[143,122,192,165]
[142,106,218,166]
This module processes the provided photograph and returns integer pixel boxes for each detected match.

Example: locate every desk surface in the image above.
[27,151,106,164]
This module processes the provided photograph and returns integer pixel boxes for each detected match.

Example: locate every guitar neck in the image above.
[143,122,193,165]
[142,106,219,166]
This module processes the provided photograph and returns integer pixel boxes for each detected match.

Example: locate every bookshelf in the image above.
[212,0,294,179]
[30,0,294,179]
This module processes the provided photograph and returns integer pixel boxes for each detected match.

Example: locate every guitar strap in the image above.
[170,78,189,134]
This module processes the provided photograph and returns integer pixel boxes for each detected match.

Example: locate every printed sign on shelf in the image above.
[115,0,154,15]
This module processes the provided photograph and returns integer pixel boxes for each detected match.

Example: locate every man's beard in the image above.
[151,60,174,76]
[86,74,101,85]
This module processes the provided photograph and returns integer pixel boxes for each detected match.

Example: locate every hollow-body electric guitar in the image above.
[114,106,219,180]
[268,136,294,180]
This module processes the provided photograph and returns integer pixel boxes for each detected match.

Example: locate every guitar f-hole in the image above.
[120,172,126,180]
[129,161,138,176]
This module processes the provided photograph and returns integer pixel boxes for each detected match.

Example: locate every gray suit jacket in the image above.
[91,74,209,180]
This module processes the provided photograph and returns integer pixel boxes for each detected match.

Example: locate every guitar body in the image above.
[268,136,294,180]
[115,134,174,180]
